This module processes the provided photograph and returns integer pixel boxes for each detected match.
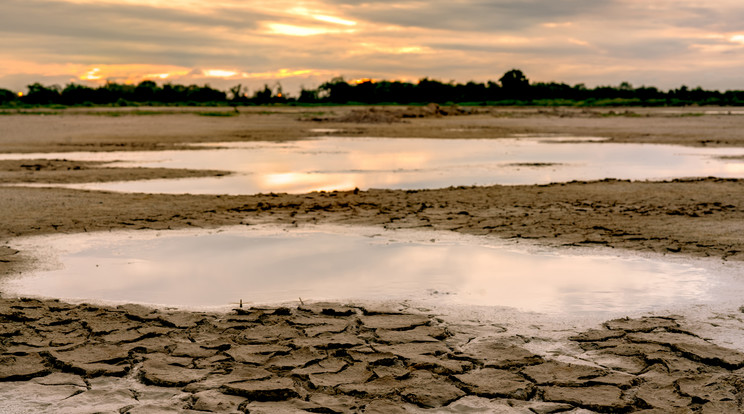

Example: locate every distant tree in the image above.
[353,80,377,103]
[21,83,61,104]
[499,69,530,99]
[384,81,416,103]
[156,83,184,103]
[61,83,97,105]
[416,78,452,103]
[460,81,487,102]
[635,86,662,101]
[229,84,244,101]
[319,77,352,103]
[499,69,528,87]
[485,81,502,100]
[102,82,135,102]
[298,87,318,103]
[7,74,744,107]
[0,88,18,104]
[274,82,287,102]
[186,84,226,102]
[134,80,158,102]
[252,84,273,104]
[531,82,573,100]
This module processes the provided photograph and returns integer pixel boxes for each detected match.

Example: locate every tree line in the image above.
[2,70,744,107]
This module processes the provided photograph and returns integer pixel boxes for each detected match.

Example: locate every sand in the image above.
[2,106,744,412]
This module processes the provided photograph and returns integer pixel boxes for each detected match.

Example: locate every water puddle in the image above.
[5,226,740,316]
[1,136,743,194]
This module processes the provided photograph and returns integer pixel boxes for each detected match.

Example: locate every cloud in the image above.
[326,0,606,31]
[2,0,744,92]
[0,0,264,50]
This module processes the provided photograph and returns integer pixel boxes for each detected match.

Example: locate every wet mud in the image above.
[2,178,744,271]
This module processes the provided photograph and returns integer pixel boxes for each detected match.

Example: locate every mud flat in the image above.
[2,107,744,412]
[3,296,744,413]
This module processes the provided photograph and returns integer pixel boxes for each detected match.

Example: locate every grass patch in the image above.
[86,110,180,117]
[196,111,238,117]
[0,110,63,115]
[678,112,706,117]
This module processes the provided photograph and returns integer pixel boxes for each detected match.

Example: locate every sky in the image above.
[2,0,744,95]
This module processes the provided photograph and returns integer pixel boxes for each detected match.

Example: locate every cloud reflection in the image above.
[5,137,744,195]
[4,227,717,314]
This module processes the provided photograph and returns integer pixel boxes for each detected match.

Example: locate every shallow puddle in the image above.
[2,136,744,194]
[5,226,739,316]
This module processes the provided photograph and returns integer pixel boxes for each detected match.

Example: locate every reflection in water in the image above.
[1,137,744,194]
[4,226,729,315]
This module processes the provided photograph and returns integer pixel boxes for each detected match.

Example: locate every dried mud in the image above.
[0,159,227,184]
[2,107,744,412]
[2,297,744,413]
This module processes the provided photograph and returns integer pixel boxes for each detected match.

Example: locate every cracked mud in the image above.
[2,297,744,413]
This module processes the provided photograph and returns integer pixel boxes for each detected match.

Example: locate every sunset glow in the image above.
[353,78,376,84]
[147,73,173,80]
[730,34,744,45]
[242,69,319,79]
[70,65,193,85]
[80,68,102,81]
[203,69,238,78]
[2,0,744,92]
[313,15,356,26]
[265,23,349,37]
[353,43,429,55]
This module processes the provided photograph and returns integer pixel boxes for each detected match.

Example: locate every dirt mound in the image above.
[400,103,469,118]
[334,107,402,123]
[309,103,470,123]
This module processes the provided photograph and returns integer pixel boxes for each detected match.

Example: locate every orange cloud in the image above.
[351,43,430,55]
[203,69,239,78]
[264,22,355,37]
[73,64,192,84]
[313,15,356,26]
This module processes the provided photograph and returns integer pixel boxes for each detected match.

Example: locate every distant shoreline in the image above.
[4,70,744,108]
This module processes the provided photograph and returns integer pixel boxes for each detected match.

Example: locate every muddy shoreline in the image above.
[2,106,744,154]
[2,107,744,412]
[3,178,744,272]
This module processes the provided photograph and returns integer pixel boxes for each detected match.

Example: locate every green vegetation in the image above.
[196,111,239,117]
[2,69,744,108]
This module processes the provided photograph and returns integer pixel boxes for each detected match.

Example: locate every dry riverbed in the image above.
[2,107,744,412]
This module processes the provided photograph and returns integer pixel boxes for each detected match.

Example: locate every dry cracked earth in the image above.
[2,297,744,413]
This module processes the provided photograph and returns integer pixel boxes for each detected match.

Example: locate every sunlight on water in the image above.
[1,136,744,194]
[5,226,736,316]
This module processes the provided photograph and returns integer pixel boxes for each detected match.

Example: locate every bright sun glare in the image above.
[204,69,238,78]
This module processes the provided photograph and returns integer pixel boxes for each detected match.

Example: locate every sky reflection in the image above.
[3,137,744,195]
[5,226,732,315]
